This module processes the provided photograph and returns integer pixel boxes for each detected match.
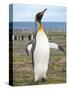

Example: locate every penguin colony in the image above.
[26,9,64,82]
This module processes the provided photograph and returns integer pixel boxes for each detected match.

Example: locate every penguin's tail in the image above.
[49,42,65,53]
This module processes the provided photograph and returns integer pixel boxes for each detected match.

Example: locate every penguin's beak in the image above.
[35,8,47,23]
[41,8,47,15]
[43,8,47,12]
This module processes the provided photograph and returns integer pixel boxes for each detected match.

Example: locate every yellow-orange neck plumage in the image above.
[38,24,43,32]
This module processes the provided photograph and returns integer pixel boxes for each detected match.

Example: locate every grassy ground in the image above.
[12,31,66,86]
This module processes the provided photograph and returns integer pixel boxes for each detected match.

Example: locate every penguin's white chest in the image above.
[33,31,50,81]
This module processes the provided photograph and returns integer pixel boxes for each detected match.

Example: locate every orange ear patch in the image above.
[35,16,37,21]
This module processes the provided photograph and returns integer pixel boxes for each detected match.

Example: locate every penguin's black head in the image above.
[35,8,47,23]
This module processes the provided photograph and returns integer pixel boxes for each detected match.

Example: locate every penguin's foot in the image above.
[34,80,39,84]
[42,78,46,82]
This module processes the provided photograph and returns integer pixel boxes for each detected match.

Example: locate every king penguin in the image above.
[26,9,64,82]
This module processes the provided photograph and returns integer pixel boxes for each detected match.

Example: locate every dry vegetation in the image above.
[12,30,66,86]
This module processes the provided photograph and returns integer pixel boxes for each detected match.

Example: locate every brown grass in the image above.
[12,31,66,86]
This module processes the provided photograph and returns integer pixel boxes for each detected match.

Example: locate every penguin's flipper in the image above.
[49,42,64,52]
[26,42,33,55]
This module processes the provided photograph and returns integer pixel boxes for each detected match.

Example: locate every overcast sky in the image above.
[9,4,66,22]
